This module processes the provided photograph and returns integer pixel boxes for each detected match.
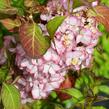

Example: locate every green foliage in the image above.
[92,106,106,109]
[100,0,109,6]
[0,0,10,9]
[73,0,83,9]
[0,65,8,84]
[47,16,65,39]
[98,85,109,95]
[31,100,64,109]
[93,24,109,79]
[75,72,94,90]
[1,83,21,109]
[63,88,84,99]
[37,0,48,5]
[11,0,25,15]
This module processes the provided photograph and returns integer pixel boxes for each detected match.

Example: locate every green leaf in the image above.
[92,106,106,109]
[38,0,48,5]
[98,85,109,95]
[11,0,25,15]
[0,0,10,9]
[32,100,42,109]
[46,16,65,39]
[75,73,94,89]
[62,98,75,109]
[63,88,84,99]
[54,104,64,109]
[100,0,109,6]
[1,83,21,109]
[93,24,109,79]
[0,65,9,84]
[0,0,17,16]
[19,23,51,58]
[0,19,21,30]
[73,0,83,8]
[0,0,17,17]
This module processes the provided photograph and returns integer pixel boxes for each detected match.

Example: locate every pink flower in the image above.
[65,47,93,70]
[60,0,73,13]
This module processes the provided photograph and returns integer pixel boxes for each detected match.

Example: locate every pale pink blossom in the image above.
[15,14,101,102]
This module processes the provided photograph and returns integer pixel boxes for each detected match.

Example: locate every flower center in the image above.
[63,35,71,46]
[71,58,79,65]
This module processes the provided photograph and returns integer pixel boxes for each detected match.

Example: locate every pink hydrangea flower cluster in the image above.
[15,15,101,103]
[53,16,101,70]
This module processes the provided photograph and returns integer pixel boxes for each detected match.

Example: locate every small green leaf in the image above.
[100,0,109,6]
[75,73,94,89]
[92,106,106,109]
[63,88,84,99]
[93,86,99,95]
[0,19,21,30]
[46,16,65,39]
[0,65,8,84]
[0,0,17,16]
[1,83,21,109]
[98,85,109,95]
[19,23,51,58]
[0,0,10,9]
[38,0,48,5]
[32,100,42,109]
[0,30,3,47]
[73,0,83,8]
[11,0,25,15]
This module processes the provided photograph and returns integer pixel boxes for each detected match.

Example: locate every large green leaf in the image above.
[19,23,51,58]
[1,83,21,109]
[46,16,65,39]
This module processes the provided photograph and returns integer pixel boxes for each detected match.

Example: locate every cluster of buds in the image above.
[15,14,101,103]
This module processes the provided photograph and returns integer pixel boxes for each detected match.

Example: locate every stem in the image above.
[82,104,85,109]
[12,76,20,85]
[68,0,70,14]
[87,102,92,109]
